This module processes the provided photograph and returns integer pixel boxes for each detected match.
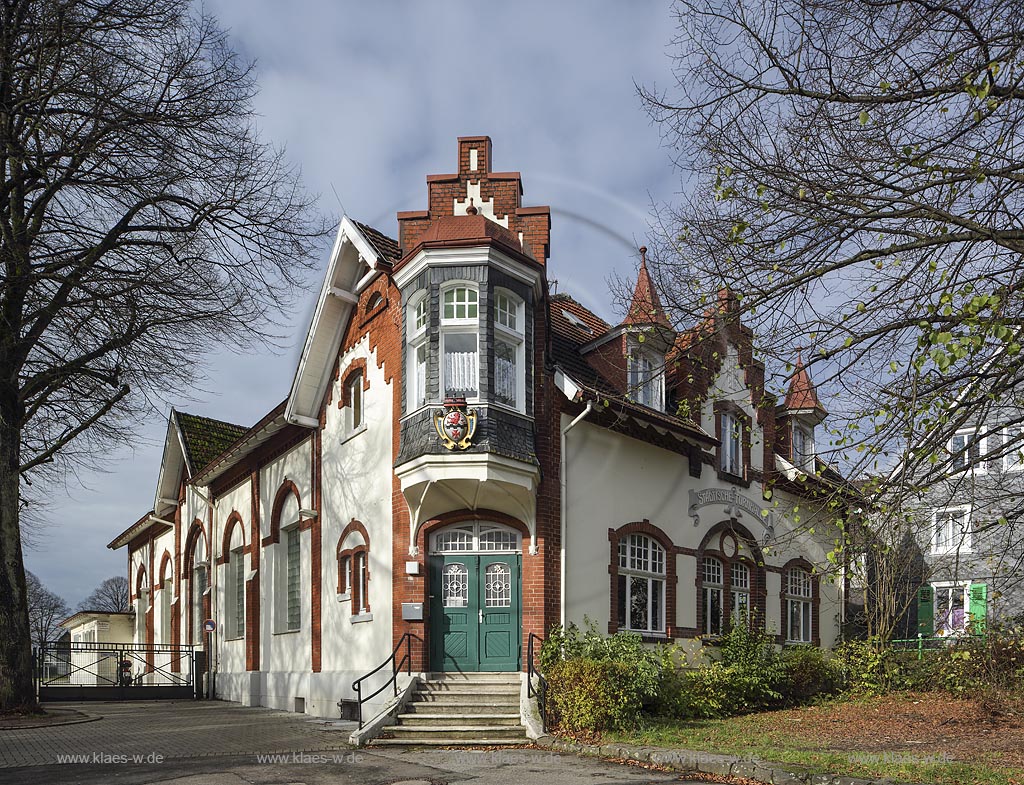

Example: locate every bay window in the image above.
[441,285,478,399]
[494,289,524,410]
[407,294,429,410]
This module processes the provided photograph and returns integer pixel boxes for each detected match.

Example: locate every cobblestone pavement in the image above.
[0,701,690,785]
[0,701,354,768]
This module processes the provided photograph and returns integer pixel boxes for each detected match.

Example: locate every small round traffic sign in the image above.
[203,619,216,633]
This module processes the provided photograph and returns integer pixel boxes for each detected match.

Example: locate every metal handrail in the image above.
[350,633,414,728]
[527,633,548,732]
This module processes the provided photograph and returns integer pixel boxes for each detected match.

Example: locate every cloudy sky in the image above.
[26,1,690,606]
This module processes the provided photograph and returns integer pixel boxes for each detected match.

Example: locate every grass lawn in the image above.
[607,692,1023,785]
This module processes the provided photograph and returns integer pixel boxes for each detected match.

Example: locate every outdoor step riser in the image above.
[403,702,518,714]
[412,693,518,704]
[397,716,522,727]
[387,729,528,741]
[372,738,532,747]
[418,686,520,694]
[426,676,521,684]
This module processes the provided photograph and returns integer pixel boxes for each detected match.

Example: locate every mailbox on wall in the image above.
[401,602,424,621]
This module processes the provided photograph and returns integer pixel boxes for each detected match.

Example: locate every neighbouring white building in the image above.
[107,137,853,720]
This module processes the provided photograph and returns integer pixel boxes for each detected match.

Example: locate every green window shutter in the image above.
[968,583,988,634]
[917,585,934,636]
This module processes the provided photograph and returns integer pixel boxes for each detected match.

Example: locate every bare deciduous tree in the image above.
[26,571,70,648]
[642,0,1024,636]
[0,0,326,709]
[78,576,130,614]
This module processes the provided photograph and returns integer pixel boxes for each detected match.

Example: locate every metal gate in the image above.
[34,641,197,701]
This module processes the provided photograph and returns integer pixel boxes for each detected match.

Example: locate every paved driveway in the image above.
[0,701,692,784]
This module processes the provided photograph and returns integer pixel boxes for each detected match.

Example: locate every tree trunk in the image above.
[0,408,35,710]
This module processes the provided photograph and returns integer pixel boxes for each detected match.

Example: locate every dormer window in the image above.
[792,423,814,470]
[722,412,742,474]
[716,402,749,481]
[494,289,525,411]
[627,342,663,411]
[441,284,479,399]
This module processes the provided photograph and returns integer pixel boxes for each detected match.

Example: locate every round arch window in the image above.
[430,522,522,554]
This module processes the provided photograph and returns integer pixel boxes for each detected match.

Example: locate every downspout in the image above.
[560,400,596,628]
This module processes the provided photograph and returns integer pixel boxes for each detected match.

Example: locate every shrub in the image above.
[781,645,842,702]
[833,636,904,694]
[546,657,650,734]
[540,622,661,735]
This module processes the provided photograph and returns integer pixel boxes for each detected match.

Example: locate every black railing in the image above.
[34,641,195,698]
[350,633,414,729]
[527,633,548,732]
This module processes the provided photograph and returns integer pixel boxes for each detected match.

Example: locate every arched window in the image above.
[441,284,479,399]
[616,534,666,634]
[697,526,767,638]
[187,528,208,645]
[272,487,302,633]
[786,566,815,643]
[159,555,173,645]
[702,557,723,635]
[407,292,430,410]
[135,566,149,645]
[431,522,521,553]
[224,518,245,640]
[493,289,525,411]
[337,521,371,620]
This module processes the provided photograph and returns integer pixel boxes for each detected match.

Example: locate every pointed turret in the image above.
[783,354,827,423]
[623,247,672,328]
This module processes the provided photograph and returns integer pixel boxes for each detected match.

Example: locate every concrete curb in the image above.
[1,709,102,730]
[534,735,896,785]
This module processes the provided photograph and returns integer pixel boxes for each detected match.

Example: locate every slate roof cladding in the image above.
[174,411,248,475]
[353,220,402,264]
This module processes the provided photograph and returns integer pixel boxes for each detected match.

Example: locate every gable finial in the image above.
[465,196,478,216]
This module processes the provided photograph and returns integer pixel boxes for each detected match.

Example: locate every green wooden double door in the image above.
[428,554,521,672]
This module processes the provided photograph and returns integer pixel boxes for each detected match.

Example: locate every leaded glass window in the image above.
[484,563,512,607]
[443,563,469,607]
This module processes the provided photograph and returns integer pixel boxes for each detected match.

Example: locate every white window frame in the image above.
[949,428,985,473]
[720,411,743,476]
[792,423,814,470]
[440,283,480,401]
[493,288,525,412]
[731,561,750,622]
[136,587,149,644]
[284,526,301,632]
[627,340,664,411]
[617,534,666,635]
[273,493,302,635]
[932,505,972,554]
[160,578,172,644]
[407,292,430,412]
[430,522,522,554]
[702,556,723,636]
[226,547,245,640]
[932,582,971,636]
[344,371,364,436]
[785,567,813,643]
[1004,425,1024,472]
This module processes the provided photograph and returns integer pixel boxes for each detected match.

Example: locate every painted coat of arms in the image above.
[433,397,477,450]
